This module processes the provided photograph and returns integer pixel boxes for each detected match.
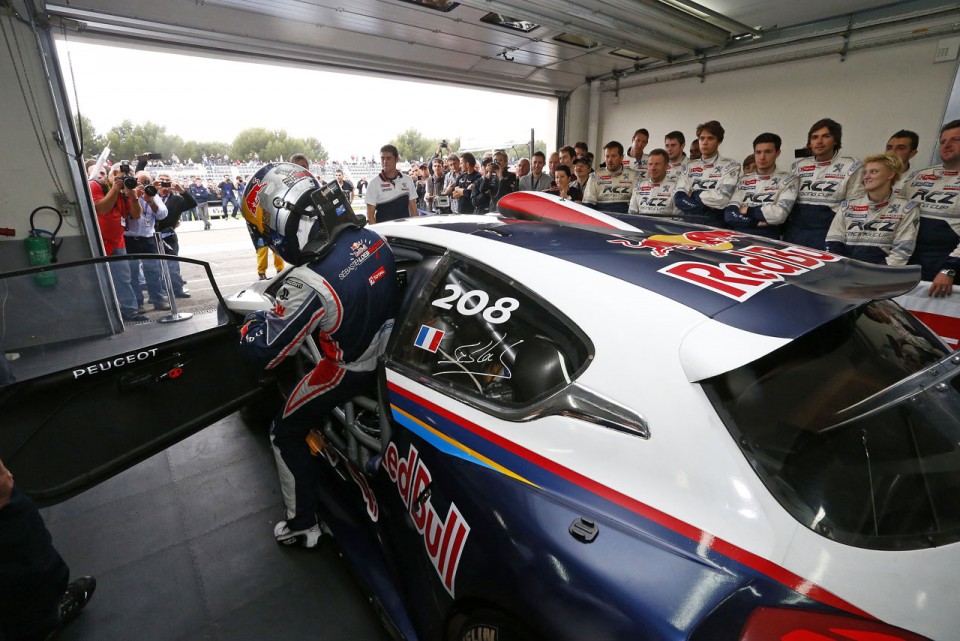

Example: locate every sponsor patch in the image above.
[369,266,386,286]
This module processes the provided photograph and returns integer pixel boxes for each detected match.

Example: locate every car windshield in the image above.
[702,300,960,550]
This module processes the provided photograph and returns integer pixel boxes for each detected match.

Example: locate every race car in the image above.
[3,191,959,640]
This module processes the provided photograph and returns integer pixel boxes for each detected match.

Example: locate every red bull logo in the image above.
[609,230,739,258]
[659,245,839,301]
[243,179,265,229]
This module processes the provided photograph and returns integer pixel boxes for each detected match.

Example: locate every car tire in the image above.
[450,608,540,641]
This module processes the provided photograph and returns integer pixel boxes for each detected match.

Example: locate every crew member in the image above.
[365,145,418,223]
[673,121,741,226]
[724,133,798,239]
[582,141,635,213]
[628,149,675,217]
[783,118,864,249]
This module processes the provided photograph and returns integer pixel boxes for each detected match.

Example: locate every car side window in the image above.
[391,255,591,407]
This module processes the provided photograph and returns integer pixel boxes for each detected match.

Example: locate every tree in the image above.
[74,114,106,158]
[104,120,182,164]
[389,128,438,162]
[232,128,329,163]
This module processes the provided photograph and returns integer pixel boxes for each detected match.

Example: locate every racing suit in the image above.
[824,195,920,265]
[582,166,636,214]
[723,169,798,239]
[240,227,397,532]
[666,158,687,182]
[673,154,741,226]
[624,153,648,180]
[904,165,960,280]
[628,178,677,217]
[784,152,864,249]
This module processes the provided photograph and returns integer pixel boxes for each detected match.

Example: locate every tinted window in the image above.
[703,300,960,550]
[391,255,590,406]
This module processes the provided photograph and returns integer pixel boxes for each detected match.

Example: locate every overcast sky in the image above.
[54,40,558,161]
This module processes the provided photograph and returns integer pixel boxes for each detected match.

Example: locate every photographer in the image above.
[188,177,213,230]
[490,150,517,210]
[90,162,146,322]
[452,152,483,214]
[125,171,170,312]
[425,158,446,213]
[155,173,197,299]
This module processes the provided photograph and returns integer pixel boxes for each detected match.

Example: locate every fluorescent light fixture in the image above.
[396,0,460,12]
[480,12,539,32]
[553,33,599,49]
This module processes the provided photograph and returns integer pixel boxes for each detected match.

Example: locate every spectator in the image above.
[0,457,97,640]
[89,164,146,322]
[490,150,517,209]
[826,153,919,265]
[334,169,355,203]
[425,158,446,213]
[574,142,589,159]
[127,171,171,312]
[356,177,368,198]
[664,131,687,181]
[519,151,549,191]
[689,139,702,161]
[673,120,741,226]
[548,151,560,178]
[628,149,674,217]
[742,154,756,175]
[365,144,418,223]
[442,154,462,213]
[290,153,310,169]
[471,157,499,213]
[559,145,576,168]
[154,172,197,299]
[218,176,242,218]
[906,119,960,297]
[189,177,213,230]
[784,118,864,250]
[515,157,530,180]
[452,152,483,214]
[886,129,920,195]
[582,141,635,214]
[572,157,592,193]
[544,164,582,202]
[724,133,798,239]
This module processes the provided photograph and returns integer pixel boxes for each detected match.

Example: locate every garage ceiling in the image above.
[42,0,959,96]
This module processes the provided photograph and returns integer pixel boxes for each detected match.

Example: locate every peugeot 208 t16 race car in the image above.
[227,191,958,641]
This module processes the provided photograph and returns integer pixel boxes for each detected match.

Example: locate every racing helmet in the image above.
[241,162,364,265]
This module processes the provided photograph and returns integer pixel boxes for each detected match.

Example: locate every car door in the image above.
[0,254,264,505]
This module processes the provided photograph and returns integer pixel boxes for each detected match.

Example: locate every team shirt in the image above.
[623,153,649,180]
[904,165,960,279]
[666,158,688,182]
[723,169,798,238]
[582,166,636,213]
[628,178,676,216]
[365,171,416,222]
[824,195,920,265]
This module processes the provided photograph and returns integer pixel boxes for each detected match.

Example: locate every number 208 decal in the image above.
[431,285,519,324]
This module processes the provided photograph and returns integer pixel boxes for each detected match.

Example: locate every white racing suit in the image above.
[628,178,677,217]
[904,165,960,280]
[784,152,864,249]
[582,166,637,214]
[723,169,798,239]
[824,195,920,265]
[673,154,742,227]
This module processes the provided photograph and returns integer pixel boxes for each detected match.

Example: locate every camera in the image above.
[119,162,131,174]
[440,139,449,148]
[143,184,158,197]
[123,176,139,190]
[159,180,172,188]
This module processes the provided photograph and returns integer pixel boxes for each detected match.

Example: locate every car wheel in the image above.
[450,608,540,641]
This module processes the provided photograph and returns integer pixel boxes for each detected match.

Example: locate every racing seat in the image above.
[511,337,571,403]
[395,252,442,322]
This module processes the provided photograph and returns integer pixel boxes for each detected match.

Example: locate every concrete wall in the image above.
[597,38,959,169]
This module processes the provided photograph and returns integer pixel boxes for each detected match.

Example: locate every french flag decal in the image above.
[415,325,445,353]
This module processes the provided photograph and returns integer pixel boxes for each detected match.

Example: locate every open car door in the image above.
[0,255,264,506]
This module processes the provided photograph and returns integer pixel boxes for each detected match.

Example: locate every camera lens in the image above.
[123,176,138,190]
[143,184,158,197]
[160,181,171,188]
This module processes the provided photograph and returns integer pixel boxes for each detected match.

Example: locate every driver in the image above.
[238,163,398,547]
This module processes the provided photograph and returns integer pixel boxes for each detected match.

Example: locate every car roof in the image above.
[382,193,919,343]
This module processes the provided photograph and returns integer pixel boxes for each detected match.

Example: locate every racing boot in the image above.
[273,520,322,548]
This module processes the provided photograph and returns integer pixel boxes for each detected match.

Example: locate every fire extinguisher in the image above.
[24,206,63,288]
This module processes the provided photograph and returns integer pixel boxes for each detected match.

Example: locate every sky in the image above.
[54,40,558,161]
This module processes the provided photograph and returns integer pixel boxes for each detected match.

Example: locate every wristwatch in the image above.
[940,268,957,279]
